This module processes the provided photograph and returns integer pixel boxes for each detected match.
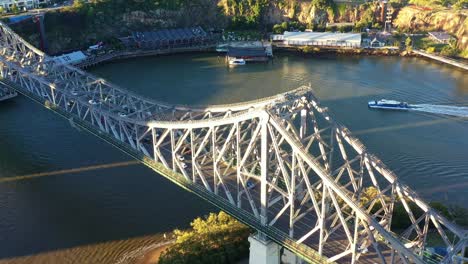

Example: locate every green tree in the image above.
[11,4,19,14]
[453,0,468,9]
[405,37,412,48]
[159,212,251,264]
[0,6,4,14]
[73,0,85,9]
[440,45,459,57]
[426,46,436,53]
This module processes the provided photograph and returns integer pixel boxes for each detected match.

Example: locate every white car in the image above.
[88,99,100,105]
[118,112,127,117]
[71,90,78,96]
[181,163,188,169]
[176,154,185,161]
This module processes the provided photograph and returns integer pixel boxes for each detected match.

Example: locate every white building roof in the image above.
[283,31,361,44]
[53,51,87,65]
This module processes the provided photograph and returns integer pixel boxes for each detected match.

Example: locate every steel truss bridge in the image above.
[0,22,466,264]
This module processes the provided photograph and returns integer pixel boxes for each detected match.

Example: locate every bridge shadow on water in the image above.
[0,160,215,262]
[0,96,215,262]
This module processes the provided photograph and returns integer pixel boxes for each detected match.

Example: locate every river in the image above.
[0,53,467,263]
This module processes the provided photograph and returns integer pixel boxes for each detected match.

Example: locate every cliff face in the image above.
[9,0,467,54]
[262,1,379,26]
[394,7,468,51]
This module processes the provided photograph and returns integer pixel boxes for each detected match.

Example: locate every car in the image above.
[181,163,188,169]
[176,154,185,161]
[118,112,127,118]
[67,100,75,107]
[246,180,255,189]
[88,99,100,105]
[42,92,48,98]
[71,90,78,96]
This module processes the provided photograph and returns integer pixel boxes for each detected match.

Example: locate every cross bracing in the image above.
[0,21,466,264]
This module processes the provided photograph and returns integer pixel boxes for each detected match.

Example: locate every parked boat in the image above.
[368,99,415,110]
[228,58,246,66]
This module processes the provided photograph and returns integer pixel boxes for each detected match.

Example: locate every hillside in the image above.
[394,6,468,51]
[4,0,467,55]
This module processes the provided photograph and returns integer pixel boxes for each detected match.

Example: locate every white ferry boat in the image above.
[228,58,246,66]
[368,99,415,110]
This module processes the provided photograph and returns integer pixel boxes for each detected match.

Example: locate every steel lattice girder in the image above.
[0,21,466,264]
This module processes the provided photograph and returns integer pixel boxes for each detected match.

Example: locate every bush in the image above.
[326,25,337,32]
[426,46,436,53]
[440,45,459,57]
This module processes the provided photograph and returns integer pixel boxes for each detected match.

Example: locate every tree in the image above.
[159,212,251,264]
[426,46,436,53]
[453,0,468,9]
[73,0,85,9]
[11,4,19,14]
[440,45,459,57]
[405,37,412,48]
[0,6,4,14]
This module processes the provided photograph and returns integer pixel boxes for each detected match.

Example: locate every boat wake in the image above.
[411,104,468,118]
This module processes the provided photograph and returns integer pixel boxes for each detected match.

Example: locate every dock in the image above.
[226,47,271,62]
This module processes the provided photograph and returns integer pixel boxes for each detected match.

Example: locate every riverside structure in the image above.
[0,21,467,264]
[272,31,362,48]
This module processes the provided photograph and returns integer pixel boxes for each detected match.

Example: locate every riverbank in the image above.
[112,240,175,264]
[76,45,216,69]
[78,45,410,70]
[77,44,468,72]
[274,45,409,57]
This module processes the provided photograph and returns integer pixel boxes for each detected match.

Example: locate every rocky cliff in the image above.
[394,6,468,51]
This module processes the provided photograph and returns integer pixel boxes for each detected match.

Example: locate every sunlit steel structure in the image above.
[0,22,466,263]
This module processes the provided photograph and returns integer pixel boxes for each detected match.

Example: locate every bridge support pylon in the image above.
[248,233,280,264]
[281,248,304,264]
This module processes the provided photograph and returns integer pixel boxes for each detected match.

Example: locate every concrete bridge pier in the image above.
[248,233,305,264]
[248,233,280,264]
[281,248,304,264]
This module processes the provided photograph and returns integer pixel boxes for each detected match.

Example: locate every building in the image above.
[272,31,361,48]
[428,32,453,44]
[52,51,87,65]
[0,0,48,11]
[120,27,214,50]
[370,36,386,48]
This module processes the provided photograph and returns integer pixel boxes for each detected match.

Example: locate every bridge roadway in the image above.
[0,21,467,263]
[155,143,392,264]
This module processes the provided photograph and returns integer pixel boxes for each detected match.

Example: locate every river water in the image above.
[0,53,467,263]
